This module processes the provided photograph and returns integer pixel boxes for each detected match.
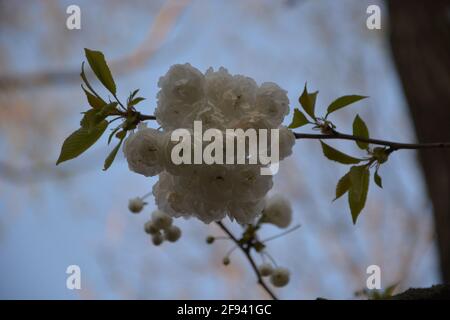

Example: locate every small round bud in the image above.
[261,195,292,229]
[144,221,159,235]
[128,197,145,213]
[152,233,164,246]
[206,236,215,244]
[270,267,290,287]
[258,263,273,277]
[152,210,173,229]
[164,225,181,242]
[223,257,230,266]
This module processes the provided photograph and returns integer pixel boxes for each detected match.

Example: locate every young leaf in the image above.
[130,89,140,100]
[107,126,122,145]
[128,97,145,107]
[98,102,118,117]
[374,169,383,188]
[82,85,106,109]
[80,62,100,98]
[373,147,389,164]
[326,95,368,116]
[320,141,362,164]
[116,130,126,140]
[299,84,318,119]
[352,114,370,149]
[80,102,117,132]
[56,120,108,165]
[80,109,100,131]
[348,165,370,224]
[288,108,309,128]
[103,138,124,171]
[334,171,351,201]
[84,48,116,95]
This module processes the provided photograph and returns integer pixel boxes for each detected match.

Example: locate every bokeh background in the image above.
[0,0,442,299]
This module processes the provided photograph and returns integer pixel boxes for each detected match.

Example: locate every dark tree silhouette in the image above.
[388,0,450,283]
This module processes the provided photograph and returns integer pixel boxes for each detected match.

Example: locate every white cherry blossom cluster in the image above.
[123,64,295,224]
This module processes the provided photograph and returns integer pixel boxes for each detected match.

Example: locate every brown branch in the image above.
[136,112,450,152]
[215,221,278,300]
[294,131,450,151]
[138,114,157,121]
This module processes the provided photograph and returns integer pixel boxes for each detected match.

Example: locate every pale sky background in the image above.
[0,0,439,299]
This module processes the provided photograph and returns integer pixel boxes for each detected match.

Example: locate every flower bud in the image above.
[164,225,181,242]
[128,197,145,213]
[261,195,292,228]
[152,232,164,246]
[144,221,159,235]
[151,210,173,229]
[258,263,273,277]
[270,267,290,287]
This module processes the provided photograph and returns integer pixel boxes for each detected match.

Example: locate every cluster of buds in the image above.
[128,196,181,246]
[144,210,182,245]
[258,263,290,287]
[206,194,297,289]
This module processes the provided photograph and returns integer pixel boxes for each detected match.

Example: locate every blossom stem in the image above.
[216,221,278,300]
[261,224,301,243]
[225,245,238,258]
[261,251,278,268]
[140,191,153,200]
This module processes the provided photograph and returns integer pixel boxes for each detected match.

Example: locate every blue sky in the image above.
[0,0,439,299]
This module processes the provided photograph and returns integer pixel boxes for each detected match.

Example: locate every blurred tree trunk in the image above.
[388,0,450,283]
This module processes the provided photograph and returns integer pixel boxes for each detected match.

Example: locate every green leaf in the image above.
[116,130,126,139]
[348,165,370,224]
[374,169,383,188]
[56,120,108,165]
[373,147,389,164]
[98,102,118,117]
[80,102,117,132]
[107,126,122,145]
[299,84,318,119]
[288,108,309,128]
[326,95,368,116]
[103,138,124,171]
[352,114,370,149]
[80,109,99,131]
[130,89,139,100]
[80,62,99,98]
[334,171,351,201]
[320,141,362,164]
[84,48,116,95]
[129,97,145,107]
[82,85,106,109]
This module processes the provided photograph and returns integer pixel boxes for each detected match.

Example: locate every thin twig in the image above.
[262,224,301,243]
[138,114,157,121]
[137,112,450,151]
[294,131,450,151]
[215,221,278,300]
